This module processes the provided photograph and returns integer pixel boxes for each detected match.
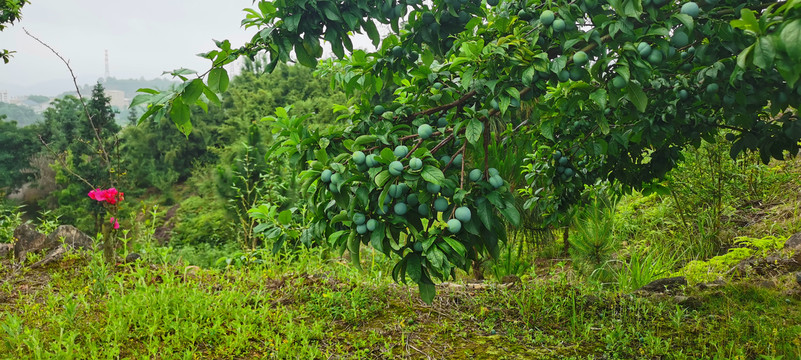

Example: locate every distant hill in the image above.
[0,102,42,127]
[64,77,177,100]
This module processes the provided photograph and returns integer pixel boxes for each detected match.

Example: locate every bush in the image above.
[171,195,235,246]
[0,201,24,243]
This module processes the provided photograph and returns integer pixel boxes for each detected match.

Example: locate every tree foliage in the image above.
[0,0,29,63]
[139,0,801,301]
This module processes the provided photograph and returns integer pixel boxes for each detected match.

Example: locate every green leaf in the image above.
[406,253,422,283]
[442,236,466,258]
[466,118,483,144]
[421,165,445,185]
[370,222,386,253]
[418,282,436,304]
[169,98,192,135]
[737,44,754,70]
[278,210,292,225]
[362,20,380,47]
[499,204,521,227]
[626,81,647,112]
[780,19,801,59]
[208,68,229,93]
[182,79,204,104]
[753,36,776,70]
[477,200,493,231]
[730,9,760,34]
[375,170,390,187]
[347,231,361,270]
[294,43,317,67]
[352,135,378,149]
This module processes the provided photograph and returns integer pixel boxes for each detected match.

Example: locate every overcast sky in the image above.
[0,0,256,95]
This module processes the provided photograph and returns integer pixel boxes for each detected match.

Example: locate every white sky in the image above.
[0,0,256,94]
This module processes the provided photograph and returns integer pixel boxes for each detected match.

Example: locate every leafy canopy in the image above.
[137,0,801,302]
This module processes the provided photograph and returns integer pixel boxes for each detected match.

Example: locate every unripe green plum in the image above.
[394,145,409,158]
[409,157,423,170]
[373,105,385,116]
[552,19,565,32]
[671,31,689,48]
[681,2,699,18]
[434,198,449,212]
[612,75,627,90]
[489,174,504,189]
[394,202,408,216]
[637,42,652,58]
[426,182,441,194]
[437,117,448,127]
[573,51,589,66]
[558,70,570,82]
[352,151,366,165]
[392,46,404,58]
[559,156,569,166]
[564,168,575,177]
[357,224,368,234]
[440,155,451,165]
[366,219,378,231]
[469,169,482,182]
[353,213,366,225]
[647,49,663,65]
[321,169,333,183]
[389,161,404,176]
[329,182,339,193]
[488,167,500,177]
[452,154,463,166]
[389,184,402,198]
[407,193,419,206]
[455,207,472,222]
[417,204,430,216]
[366,154,379,168]
[447,219,462,233]
[377,205,389,215]
[706,83,719,94]
[552,151,562,161]
[331,173,343,184]
[418,124,434,139]
[539,10,555,25]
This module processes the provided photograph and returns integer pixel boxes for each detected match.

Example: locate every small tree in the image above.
[137,0,801,301]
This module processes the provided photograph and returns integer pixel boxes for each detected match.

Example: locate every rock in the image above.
[0,243,12,258]
[501,275,520,284]
[125,252,142,263]
[14,224,94,264]
[636,276,687,293]
[30,246,68,269]
[697,279,727,290]
[47,225,94,250]
[675,295,703,309]
[13,224,47,260]
[796,272,801,286]
[756,279,776,289]
[784,232,801,252]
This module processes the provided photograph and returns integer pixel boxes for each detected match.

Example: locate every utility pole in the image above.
[104,50,110,81]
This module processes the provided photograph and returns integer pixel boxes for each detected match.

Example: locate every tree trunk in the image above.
[472,259,484,280]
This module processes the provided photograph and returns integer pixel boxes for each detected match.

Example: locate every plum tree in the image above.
[136,0,801,302]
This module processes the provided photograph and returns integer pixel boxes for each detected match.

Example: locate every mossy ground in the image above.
[2,250,800,359]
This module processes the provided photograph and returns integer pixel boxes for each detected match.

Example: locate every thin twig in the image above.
[24,28,112,184]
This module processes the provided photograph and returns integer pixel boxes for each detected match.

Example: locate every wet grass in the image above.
[1,249,800,359]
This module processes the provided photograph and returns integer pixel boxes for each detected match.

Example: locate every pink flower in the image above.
[110,217,120,230]
[88,188,123,205]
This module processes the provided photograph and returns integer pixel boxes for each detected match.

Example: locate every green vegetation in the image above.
[1,0,801,357]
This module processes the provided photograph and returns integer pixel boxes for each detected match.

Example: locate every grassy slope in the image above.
[1,247,800,360]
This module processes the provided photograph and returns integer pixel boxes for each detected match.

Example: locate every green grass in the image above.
[2,246,800,360]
